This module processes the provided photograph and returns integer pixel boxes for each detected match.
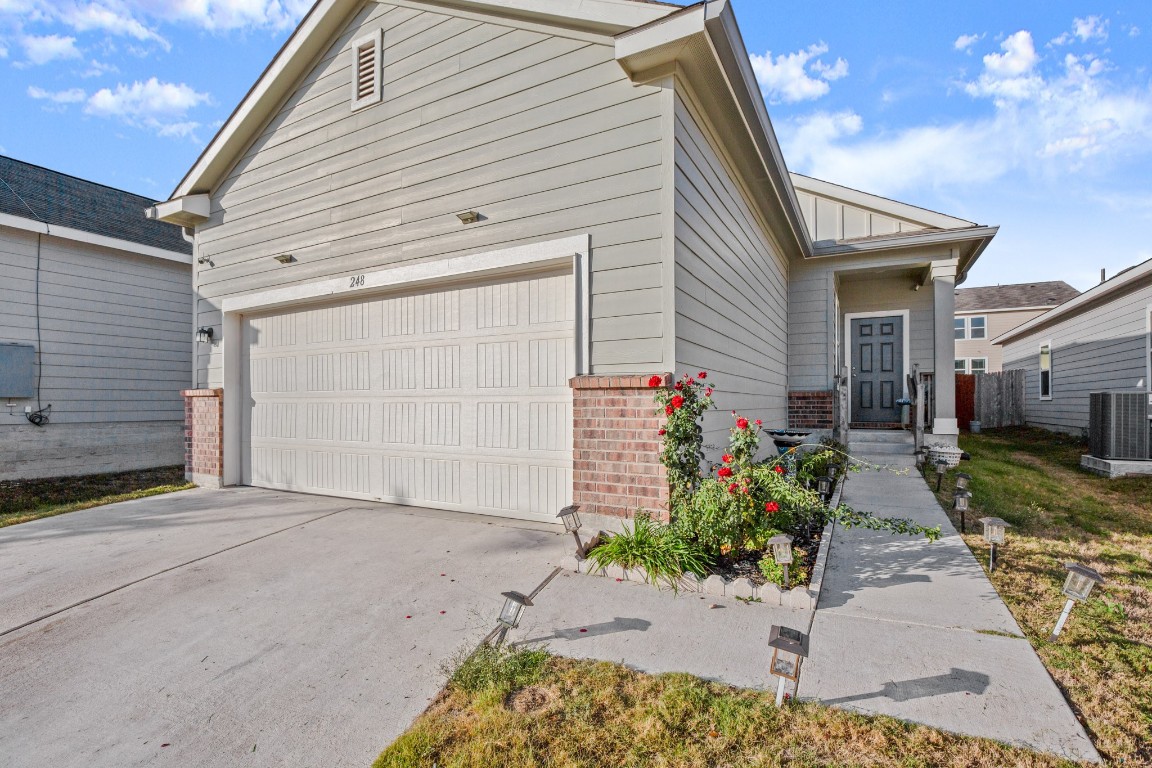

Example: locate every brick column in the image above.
[570,374,671,520]
[182,388,224,488]
[788,390,835,430]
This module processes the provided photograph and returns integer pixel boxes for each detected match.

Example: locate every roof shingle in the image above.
[0,155,191,255]
[955,281,1079,311]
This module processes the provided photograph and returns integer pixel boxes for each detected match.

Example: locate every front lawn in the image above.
[929,427,1152,766]
[0,465,192,528]
[374,645,1080,768]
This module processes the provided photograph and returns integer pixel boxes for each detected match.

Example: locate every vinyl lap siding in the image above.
[193,1,666,386]
[839,273,936,372]
[672,92,788,446]
[1002,283,1152,434]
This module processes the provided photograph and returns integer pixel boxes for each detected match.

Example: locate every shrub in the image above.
[758,552,809,587]
[651,373,714,513]
[587,514,712,586]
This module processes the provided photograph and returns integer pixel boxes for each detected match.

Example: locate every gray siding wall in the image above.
[193,0,667,386]
[1002,283,1152,435]
[0,225,191,478]
[672,90,788,447]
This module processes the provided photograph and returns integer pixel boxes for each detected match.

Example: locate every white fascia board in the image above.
[614,1,709,62]
[148,194,211,227]
[0,211,192,265]
[444,0,674,33]
[792,173,976,230]
[810,226,999,258]
[993,255,1152,345]
[223,234,589,314]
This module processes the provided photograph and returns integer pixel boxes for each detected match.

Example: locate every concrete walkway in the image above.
[799,447,1100,762]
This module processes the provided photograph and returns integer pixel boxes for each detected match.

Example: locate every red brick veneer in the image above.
[788,390,834,430]
[570,374,671,520]
[182,388,223,487]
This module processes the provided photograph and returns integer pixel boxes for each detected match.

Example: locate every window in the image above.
[350,29,382,111]
[1039,342,1052,399]
[955,316,987,340]
[955,359,967,372]
[970,358,987,374]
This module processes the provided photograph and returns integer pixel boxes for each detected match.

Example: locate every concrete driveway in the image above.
[0,488,570,768]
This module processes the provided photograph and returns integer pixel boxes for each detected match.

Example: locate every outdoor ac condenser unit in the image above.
[1088,391,1151,460]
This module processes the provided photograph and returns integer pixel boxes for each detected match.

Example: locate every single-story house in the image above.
[954,281,1079,374]
[152,0,996,521]
[0,155,192,480]
[997,256,1152,438]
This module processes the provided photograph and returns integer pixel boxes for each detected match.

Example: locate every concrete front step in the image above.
[848,429,914,444]
[848,442,914,456]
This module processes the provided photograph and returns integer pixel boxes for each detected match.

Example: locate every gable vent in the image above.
[350,29,381,111]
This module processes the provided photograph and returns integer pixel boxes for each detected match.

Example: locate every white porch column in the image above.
[931,255,959,444]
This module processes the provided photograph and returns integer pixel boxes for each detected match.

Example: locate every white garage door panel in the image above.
[242,272,574,521]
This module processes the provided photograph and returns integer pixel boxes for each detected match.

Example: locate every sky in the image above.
[0,1,1149,291]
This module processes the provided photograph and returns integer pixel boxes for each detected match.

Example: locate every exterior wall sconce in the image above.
[456,211,480,224]
[768,625,810,706]
[557,504,585,558]
[273,254,296,264]
[195,326,214,344]
[767,533,795,589]
[953,489,971,533]
[196,254,214,267]
[1050,563,1104,640]
[978,516,1010,571]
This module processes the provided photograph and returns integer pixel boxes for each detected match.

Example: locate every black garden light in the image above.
[953,489,971,533]
[1049,563,1104,640]
[557,504,585,558]
[767,533,795,589]
[768,625,810,706]
[934,458,948,492]
[914,448,927,470]
[955,472,972,491]
[815,475,833,503]
[978,516,1010,571]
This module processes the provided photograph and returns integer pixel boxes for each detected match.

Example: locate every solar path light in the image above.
[1049,563,1104,641]
[955,472,972,491]
[953,489,971,533]
[767,533,795,589]
[935,458,948,492]
[914,448,926,470]
[978,517,1010,571]
[557,504,585,558]
[483,591,533,647]
[768,625,810,706]
[815,475,833,504]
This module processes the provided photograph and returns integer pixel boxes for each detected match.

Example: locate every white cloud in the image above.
[954,33,982,52]
[779,36,1152,198]
[81,58,119,77]
[750,42,849,104]
[20,33,81,65]
[1072,16,1108,43]
[0,43,8,58]
[1129,26,1141,38]
[28,85,87,102]
[84,77,210,139]
[60,3,169,49]
[136,0,313,31]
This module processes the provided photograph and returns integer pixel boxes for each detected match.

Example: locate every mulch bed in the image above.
[0,465,186,515]
[708,525,823,587]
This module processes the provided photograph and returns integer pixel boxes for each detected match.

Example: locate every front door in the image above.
[850,316,904,424]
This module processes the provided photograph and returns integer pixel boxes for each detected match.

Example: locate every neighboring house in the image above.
[954,281,1080,373]
[997,257,1152,436]
[151,0,996,521]
[0,156,192,481]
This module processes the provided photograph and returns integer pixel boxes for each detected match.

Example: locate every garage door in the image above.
[241,271,574,522]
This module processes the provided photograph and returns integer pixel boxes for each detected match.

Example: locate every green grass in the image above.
[927,427,1152,766]
[374,646,1083,768]
[0,465,193,528]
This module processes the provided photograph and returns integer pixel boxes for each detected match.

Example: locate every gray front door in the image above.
[851,316,904,423]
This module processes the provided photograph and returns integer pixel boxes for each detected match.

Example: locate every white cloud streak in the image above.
[954,33,982,52]
[750,42,849,104]
[28,85,87,102]
[83,77,210,139]
[20,33,81,65]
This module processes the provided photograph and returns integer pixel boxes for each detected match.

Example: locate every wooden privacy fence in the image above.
[956,370,1026,430]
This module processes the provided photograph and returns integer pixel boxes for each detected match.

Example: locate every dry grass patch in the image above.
[0,466,192,528]
[374,645,1082,768]
[929,427,1152,766]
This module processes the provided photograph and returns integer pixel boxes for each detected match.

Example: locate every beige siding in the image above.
[787,257,839,390]
[672,91,788,445]
[0,225,191,478]
[795,191,926,242]
[193,0,666,387]
[1002,284,1152,434]
[955,308,1048,372]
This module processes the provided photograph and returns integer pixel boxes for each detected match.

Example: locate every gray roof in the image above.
[0,155,191,256]
[955,281,1079,312]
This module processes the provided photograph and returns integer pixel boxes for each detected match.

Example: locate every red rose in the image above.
[755,419,762,426]
[671,395,685,409]
[722,453,734,464]
[765,501,779,512]
[736,417,749,430]
[706,387,713,396]
[648,375,663,388]
[742,487,750,495]
[658,428,666,436]
[728,482,738,493]
[717,466,733,478]
[674,381,683,391]
[687,378,695,386]
[698,372,707,379]
[665,405,674,415]
[773,465,784,474]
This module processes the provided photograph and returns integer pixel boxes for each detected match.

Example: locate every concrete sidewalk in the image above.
[799,455,1100,762]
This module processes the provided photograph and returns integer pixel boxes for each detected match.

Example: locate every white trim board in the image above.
[0,211,192,264]
[843,310,912,421]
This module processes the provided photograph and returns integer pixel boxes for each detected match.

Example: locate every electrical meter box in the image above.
[0,343,36,398]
